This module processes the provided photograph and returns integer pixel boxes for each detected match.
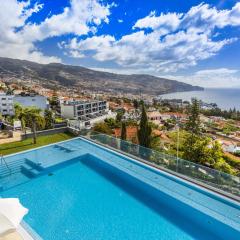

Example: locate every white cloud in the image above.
[63,2,240,72]
[195,68,239,76]
[0,0,56,63]
[61,35,116,58]
[161,68,240,88]
[180,2,240,31]
[22,0,112,42]
[133,11,181,33]
[134,3,240,32]
[0,0,112,63]
[63,28,236,73]
[0,0,42,31]
[91,67,137,75]
[90,67,240,88]
[118,19,123,23]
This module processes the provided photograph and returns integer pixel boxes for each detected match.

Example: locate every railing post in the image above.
[0,154,11,175]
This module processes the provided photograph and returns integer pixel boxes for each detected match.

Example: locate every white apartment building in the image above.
[61,100,109,120]
[61,100,116,129]
[0,93,14,116]
[0,93,49,116]
[13,95,49,110]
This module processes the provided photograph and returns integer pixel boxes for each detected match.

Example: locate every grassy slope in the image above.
[0,132,75,156]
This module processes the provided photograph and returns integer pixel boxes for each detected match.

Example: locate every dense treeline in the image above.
[202,107,240,120]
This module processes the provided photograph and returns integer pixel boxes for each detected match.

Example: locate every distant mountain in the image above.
[0,57,203,95]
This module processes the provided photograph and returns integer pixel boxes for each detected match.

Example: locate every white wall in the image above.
[13,95,48,110]
[61,105,75,119]
[90,111,117,125]
[68,111,117,130]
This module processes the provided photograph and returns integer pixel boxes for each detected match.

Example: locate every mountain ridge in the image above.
[0,57,203,95]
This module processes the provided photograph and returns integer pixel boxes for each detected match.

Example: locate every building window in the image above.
[77,105,84,110]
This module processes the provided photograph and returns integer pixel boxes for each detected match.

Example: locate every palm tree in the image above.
[44,109,54,129]
[14,103,26,133]
[24,107,45,144]
[14,106,45,144]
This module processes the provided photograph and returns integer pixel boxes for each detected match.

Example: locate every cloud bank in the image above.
[62,3,240,73]
[0,0,112,63]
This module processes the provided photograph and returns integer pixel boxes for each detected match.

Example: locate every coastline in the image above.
[158,88,240,111]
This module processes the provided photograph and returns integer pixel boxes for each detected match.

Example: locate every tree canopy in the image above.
[181,99,235,174]
[121,122,127,140]
[185,98,201,135]
[14,104,46,144]
[138,104,152,148]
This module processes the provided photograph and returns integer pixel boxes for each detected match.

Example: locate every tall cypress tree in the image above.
[183,98,203,162]
[186,98,201,135]
[138,104,152,148]
[121,122,127,140]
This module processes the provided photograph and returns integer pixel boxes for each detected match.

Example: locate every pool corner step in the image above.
[25,159,44,171]
[21,163,43,178]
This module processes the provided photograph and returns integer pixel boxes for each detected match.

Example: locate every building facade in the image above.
[61,100,109,120]
[0,93,14,116]
[61,100,116,129]
[13,95,49,110]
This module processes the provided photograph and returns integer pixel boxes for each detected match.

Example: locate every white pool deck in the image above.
[0,225,34,240]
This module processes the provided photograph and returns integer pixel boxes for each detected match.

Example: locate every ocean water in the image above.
[159,88,240,110]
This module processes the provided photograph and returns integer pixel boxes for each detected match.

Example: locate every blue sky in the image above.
[0,0,240,87]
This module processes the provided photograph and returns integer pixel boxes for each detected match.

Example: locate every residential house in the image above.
[62,99,116,129]
[13,94,49,110]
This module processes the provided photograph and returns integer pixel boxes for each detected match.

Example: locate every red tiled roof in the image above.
[114,126,138,140]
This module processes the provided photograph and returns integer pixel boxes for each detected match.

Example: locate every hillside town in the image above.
[1,80,240,177]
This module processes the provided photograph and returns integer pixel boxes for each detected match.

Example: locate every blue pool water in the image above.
[0,137,240,240]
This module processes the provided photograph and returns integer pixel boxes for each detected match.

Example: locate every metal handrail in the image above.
[0,154,12,175]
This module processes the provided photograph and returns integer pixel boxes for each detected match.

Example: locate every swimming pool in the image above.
[0,137,240,239]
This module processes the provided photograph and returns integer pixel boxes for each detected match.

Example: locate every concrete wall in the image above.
[90,111,116,125]
[53,122,67,128]
[21,127,69,140]
[67,127,81,136]
[68,111,117,130]
[61,105,75,119]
